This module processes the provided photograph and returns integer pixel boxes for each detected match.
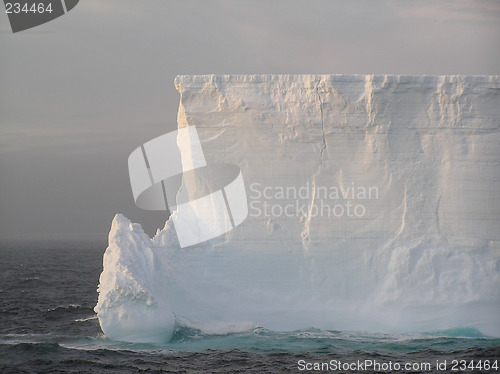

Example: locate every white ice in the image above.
[95,75,500,343]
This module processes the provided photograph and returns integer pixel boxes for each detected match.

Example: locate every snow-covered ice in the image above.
[95,75,500,343]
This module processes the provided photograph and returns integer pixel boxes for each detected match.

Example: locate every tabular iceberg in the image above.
[95,75,500,343]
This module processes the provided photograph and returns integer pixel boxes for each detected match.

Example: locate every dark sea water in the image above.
[0,241,499,373]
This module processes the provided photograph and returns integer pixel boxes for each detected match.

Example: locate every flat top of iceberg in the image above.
[175,74,500,87]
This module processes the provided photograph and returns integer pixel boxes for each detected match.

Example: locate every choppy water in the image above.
[1,241,498,373]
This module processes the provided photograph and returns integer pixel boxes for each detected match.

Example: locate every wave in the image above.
[175,316,257,335]
[43,304,95,321]
[20,276,40,283]
[422,327,487,338]
[2,342,63,355]
[2,341,498,374]
[74,315,98,323]
[46,303,82,311]
[166,323,500,354]
[1,327,499,356]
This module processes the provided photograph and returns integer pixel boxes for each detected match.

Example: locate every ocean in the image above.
[1,241,498,373]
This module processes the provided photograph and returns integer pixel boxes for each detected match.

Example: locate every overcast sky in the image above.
[1,0,499,240]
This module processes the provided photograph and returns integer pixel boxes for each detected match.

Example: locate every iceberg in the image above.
[95,75,500,343]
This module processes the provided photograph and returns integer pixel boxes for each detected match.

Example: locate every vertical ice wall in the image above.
[96,75,500,342]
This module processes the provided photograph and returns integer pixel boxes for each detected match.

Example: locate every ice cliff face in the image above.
[96,75,500,342]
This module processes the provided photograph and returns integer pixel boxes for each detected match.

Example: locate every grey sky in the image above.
[1,0,499,239]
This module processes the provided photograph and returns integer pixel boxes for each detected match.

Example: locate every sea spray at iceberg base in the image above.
[95,75,500,343]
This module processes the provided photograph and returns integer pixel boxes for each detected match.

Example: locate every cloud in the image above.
[392,0,500,23]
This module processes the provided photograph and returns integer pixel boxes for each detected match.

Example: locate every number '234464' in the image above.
[5,2,53,13]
